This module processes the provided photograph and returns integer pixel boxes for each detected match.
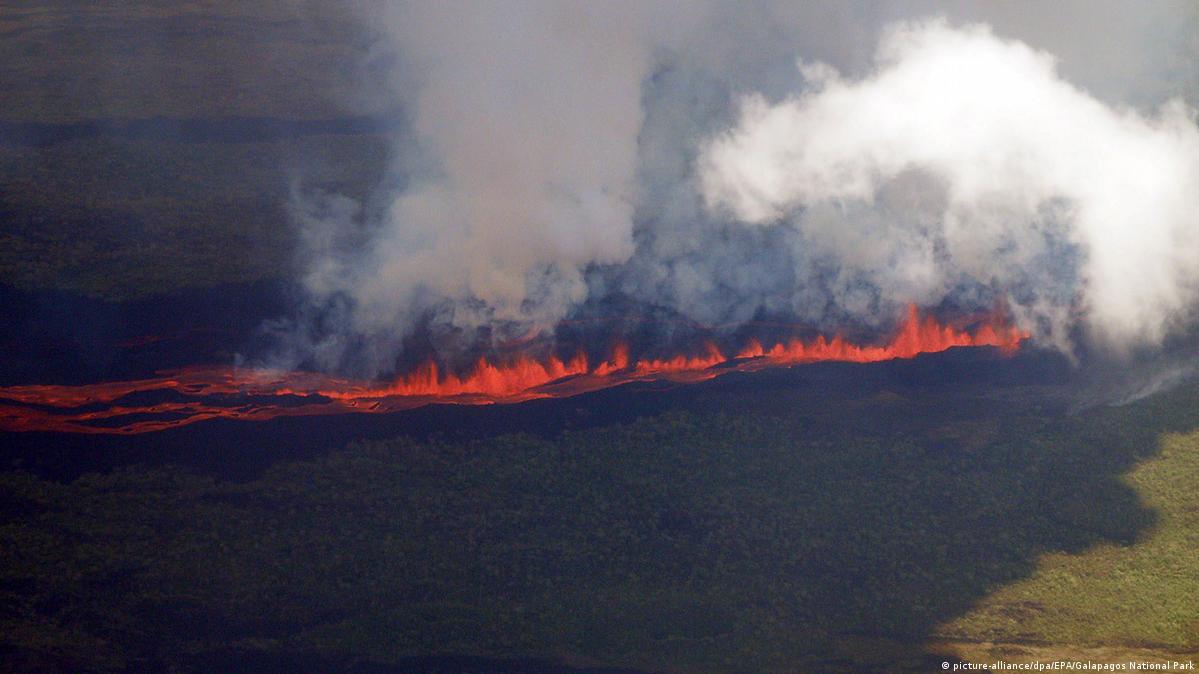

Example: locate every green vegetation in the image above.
[942,410,1199,648]
[3,378,1197,672]
[3,5,1199,672]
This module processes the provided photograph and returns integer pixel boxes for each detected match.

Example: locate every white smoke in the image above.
[700,19,1199,355]
[284,3,1199,376]
[290,2,693,374]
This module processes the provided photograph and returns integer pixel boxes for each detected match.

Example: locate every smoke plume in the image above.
[279,2,1199,377]
[700,19,1199,355]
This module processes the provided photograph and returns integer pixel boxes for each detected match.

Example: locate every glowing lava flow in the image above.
[0,306,1025,435]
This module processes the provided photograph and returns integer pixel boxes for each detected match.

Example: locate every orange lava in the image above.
[0,306,1025,435]
[735,305,1021,363]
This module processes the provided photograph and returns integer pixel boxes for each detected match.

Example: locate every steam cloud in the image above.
[700,19,1199,355]
[282,2,1199,377]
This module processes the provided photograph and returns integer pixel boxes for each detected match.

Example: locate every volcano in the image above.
[0,305,1023,435]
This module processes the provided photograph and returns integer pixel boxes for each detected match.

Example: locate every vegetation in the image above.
[941,400,1199,656]
[3,5,1198,672]
[2,376,1197,672]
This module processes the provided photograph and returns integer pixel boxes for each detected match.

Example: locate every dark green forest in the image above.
[4,373,1197,672]
[2,3,1198,672]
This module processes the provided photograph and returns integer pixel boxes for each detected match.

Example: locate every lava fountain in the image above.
[0,306,1025,435]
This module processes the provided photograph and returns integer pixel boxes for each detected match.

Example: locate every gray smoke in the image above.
[282,1,1199,377]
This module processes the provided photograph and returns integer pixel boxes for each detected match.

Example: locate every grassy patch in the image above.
[938,399,1199,649]
[2,378,1197,671]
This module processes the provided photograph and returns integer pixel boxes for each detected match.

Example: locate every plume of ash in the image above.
[700,19,1199,357]
[276,2,1199,378]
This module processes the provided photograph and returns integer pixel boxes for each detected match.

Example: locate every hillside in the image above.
[3,360,1196,672]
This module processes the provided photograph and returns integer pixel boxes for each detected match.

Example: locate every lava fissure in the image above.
[0,306,1025,434]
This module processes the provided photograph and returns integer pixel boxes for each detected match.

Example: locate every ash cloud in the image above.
[279,1,1199,378]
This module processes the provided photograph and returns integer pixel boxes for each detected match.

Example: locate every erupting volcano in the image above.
[0,306,1025,435]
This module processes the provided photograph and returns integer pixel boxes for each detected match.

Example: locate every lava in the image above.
[0,306,1025,435]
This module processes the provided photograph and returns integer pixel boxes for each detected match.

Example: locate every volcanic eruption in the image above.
[0,305,1023,434]
[276,12,1199,380]
[3,12,1197,435]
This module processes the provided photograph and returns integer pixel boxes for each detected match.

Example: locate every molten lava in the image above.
[0,306,1025,434]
